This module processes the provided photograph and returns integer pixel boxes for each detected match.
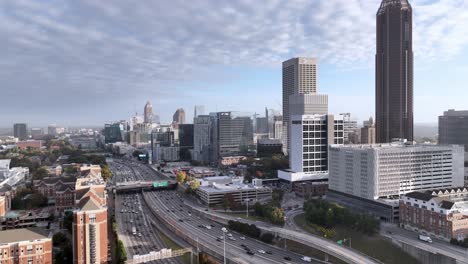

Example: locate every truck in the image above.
[301,256,312,262]
[418,234,433,243]
[132,226,136,236]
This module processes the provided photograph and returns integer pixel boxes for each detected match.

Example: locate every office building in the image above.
[361,117,376,144]
[257,139,283,157]
[153,145,179,162]
[439,109,468,151]
[16,140,43,151]
[103,123,125,143]
[400,188,468,241]
[0,228,52,264]
[376,0,414,143]
[72,196,108,264]
[13,123,27,140]
[144,101,153,124]
[173,108,186,124]
[328,142,465,222]
[194,105,205,118]
[340,113,358,144]
[215,112,253,160]
[193,115,213,163]
[195,176,272,206]
[282,57,318,154]
[30,128,43,139]
[47,125,57,136]
[179,124,194,161]
[273,116,283,141]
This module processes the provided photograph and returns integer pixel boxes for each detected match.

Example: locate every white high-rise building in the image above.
[194,105,206,118]
[282,57,318,155]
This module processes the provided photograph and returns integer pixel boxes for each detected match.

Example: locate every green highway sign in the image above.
[337,240,343,245]
[153,181,169,188]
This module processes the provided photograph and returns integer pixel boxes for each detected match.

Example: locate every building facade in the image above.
[375,0,414,143]
[328,143,465,221]
[0,228,52,264]
[361,117,376,144]
[13,124,27,141]
[173,108,186,124]
[400,189,468,241]
[193,115,212,163]
[144,101,153,124]
[439,109,468,151]
[282,57,318,154]
[215,112,253,161]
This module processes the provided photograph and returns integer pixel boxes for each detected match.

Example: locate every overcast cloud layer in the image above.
[1,0,467,126]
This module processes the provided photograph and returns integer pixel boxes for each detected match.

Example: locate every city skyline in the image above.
[1,0,467,127]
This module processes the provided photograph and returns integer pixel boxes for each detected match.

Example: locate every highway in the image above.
[380,223,468,263]
[110,160,182,264]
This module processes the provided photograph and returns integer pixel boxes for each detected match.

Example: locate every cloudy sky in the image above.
[1,0,467,127]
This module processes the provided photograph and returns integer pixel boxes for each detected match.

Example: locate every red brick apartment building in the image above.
[400,188,468,241]
[0,228,52,264]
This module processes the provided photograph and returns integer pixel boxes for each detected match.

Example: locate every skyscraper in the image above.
[173,108,186,124]
[375,0,413,143]
[144,101,153,124]
[13,123,27,140]
[282,57,317,154]
[194,105,205,118]
[439,109,468,151]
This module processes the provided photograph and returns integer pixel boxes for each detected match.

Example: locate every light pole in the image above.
[222,227,227,264]
[245,199,249,218]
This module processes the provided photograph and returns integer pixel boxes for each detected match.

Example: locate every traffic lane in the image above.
[145,193,280,264]
[146,192,307,264]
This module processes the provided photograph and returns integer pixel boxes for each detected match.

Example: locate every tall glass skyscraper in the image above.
[375,0,413,143]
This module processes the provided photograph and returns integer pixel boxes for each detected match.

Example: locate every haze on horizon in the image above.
[1,0,467,127]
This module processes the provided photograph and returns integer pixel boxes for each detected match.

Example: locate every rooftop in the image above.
[330,142,463,150]
[0,228,50,244]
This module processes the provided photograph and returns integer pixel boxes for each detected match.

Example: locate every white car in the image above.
[257,250,266,254]
[227,233,233,237]
[240,236,245,240]
[228,237,236,241]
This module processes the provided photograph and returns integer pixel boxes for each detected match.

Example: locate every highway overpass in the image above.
[112,180,177,193]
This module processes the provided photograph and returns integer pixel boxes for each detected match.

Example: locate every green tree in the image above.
[33,166,49,180]
[189,179,200,191]
[53,232,69,247]
[270,207,285,226]
[63,212,73,233]
[64,166,78,174]
[116,240,127,264]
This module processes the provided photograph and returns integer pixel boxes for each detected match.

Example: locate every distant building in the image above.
[282,57,318,155]
[69,137,97,150]
[153,145,180,162]
[194,105,205,118]
[30,128,43,139]
[256,117,268,134]
[220,156,247,167]
[361,117,376,144]
[339,113,358,144]
[214,112,253,162]
[13,123,27,140]
[0,228,52,264]
[47,125,57,136]
[179,124,194,148]
[328,142,465,222]
[257,139,283,157]
[173,108,186,124]
[103,123,125,143]
[195,176,272,206]
[400,188,468,241]
[292,181,328,198]
[273,116,283,141]
[193,115,213,163]
[16,140,43,151]
[439,109,468,151]
[144,101,153,124]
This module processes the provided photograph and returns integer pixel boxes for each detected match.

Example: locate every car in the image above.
[138,233,142,237]
[228,237,236,241]
[284,256,292,261]
[246,251,254,256]
[210,224,215,227]
[240,244,247,248]
[216,238,221,242]
[266,251,272,255]
[257,249,266,254]
[239,236,245,240]
[179,219,184,222]
[227,233,233,237]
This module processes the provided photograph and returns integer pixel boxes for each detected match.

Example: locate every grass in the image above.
[159,231,196,264]
[294,214,421,264]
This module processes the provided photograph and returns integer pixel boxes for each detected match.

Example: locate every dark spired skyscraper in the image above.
[375,0,413,143]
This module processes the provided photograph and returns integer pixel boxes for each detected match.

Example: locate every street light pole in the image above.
[222,227,227,264]
[246,199,249,218]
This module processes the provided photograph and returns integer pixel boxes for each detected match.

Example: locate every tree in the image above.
[63,212,73,233]
[270,207,285,226]
[33,167,49,180]
[53,232,69,247]
[101,165,113,181]
[189,179,200,191]
[260,232,274,243]
[116,240,127,264]
[176,171,187,183]
[64,166,77,174]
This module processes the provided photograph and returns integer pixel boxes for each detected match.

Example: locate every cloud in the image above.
[0,0,467,125]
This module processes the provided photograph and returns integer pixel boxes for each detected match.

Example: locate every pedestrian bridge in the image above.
[113,180,177,193]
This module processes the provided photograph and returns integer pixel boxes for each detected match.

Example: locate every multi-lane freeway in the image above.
[110,159,327,264]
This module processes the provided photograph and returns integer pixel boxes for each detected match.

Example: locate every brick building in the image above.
[72,196,108,264]
[0,228,52,264]
[15,140,43,151]
[292,180,328,198]
[400,188,468,241]
[34,177,76,212]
